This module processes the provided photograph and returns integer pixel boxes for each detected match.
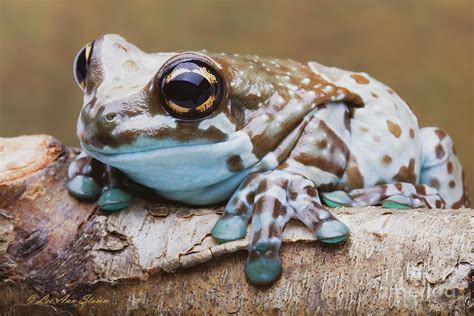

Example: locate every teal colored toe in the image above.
[381,195,412,209]
[211,215,248,243]
[245,256,282,285]
[381,200,410,209]
[316,220,349,244]
[255,240,272,254]
[97,189,132,212]
[321,197,344,208]
[67,175,101,200]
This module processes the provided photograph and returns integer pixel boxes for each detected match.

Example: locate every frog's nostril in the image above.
[104,112,117,122]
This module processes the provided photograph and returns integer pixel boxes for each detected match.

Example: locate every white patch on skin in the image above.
[301,78,310,85]
[255,185,286,204]
[257,152,279,170]
[113,114,177,135]
[198,112,236,134]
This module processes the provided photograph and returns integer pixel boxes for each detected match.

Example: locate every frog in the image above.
[67,34,470,285]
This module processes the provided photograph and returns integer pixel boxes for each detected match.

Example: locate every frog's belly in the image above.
[84,131,260,204]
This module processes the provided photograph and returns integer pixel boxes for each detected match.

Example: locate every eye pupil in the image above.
[164,72,212,108]
[160,60,221,120]
[73,42,94,90]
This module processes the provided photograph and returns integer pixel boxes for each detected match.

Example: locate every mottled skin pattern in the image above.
[68,34,470,285]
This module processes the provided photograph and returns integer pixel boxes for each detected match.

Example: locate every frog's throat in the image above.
[81,131,278,200]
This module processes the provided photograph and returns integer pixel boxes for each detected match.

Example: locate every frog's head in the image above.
[74,34,249,155]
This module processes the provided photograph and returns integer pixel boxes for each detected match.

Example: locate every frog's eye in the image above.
[159,59,222,120]
[73,42,94,90]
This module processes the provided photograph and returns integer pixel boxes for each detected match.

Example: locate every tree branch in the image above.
[0,135,471,314]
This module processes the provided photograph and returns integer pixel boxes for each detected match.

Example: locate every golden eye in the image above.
[159,59,221,120]
[73,41,94,90]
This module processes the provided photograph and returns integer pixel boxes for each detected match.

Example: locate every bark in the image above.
[0,135,472,315]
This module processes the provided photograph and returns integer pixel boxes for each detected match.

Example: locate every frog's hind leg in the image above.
[418,127,470,208]
[321,128,470,209]
[321,183,445,209]
[67,151,134,212]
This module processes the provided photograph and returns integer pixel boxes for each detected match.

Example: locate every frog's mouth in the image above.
[81,136,220,156]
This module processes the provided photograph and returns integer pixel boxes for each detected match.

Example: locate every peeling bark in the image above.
[0,135,472,315]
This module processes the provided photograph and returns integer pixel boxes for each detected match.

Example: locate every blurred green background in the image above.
[1,0,473,194]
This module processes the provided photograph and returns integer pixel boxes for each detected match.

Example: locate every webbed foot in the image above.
[321,183,445,209]
[67,152,133,212]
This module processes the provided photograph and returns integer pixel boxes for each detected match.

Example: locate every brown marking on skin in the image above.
[317,183,335,192]
[387,89,394,95]
[350,74,370,84]
[113,42,128,52]
[290,119,349,178]
[430,178,440,190]
[272,199,286,218]
[451,173,470,208]
[252,198,264,216]
[257,179,269,194]
[294,154,345,177]
[306,187,318,197]
[360,126,369,133]
[371,92,379,98]
[234,202,248,216]
[246,192,254,205]
[393,158,416,184]
[317,139,328,149]
[227,155,245,172]
[289,191,298,201]
[394,183,403,191]
[347,165,364,189]
[449,180,456,188]
[230,100,246,129]
[452,194,466,209]
[338,156,365,190]
[435,200,443,208]
[434,129,447,140]
[447,161,454,174]
[386,120,402,138]
[343,110,351,130]
[416,185,427,195]
[435,144,445,159]
[409,128,415,138]
[382,155,392,165]
[269,223,281,239]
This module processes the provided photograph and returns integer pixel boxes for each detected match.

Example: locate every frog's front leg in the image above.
[67,151,133,211]
[212,170,349,285]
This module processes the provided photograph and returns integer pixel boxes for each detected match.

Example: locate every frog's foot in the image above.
[321,183,445,209]
[212,171,349,285]
[67,152,133,212]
